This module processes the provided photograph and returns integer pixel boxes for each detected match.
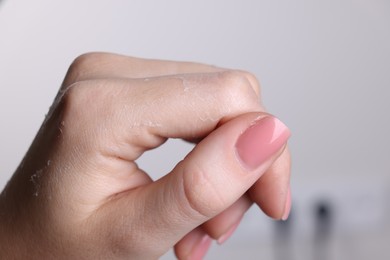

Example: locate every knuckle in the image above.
[62,82,86,106]
[59,83,90,120]
[181,162,226,219]
[238,70,262,97]
[61,81,112,122]
[71,52,105,70]
[216,71,261,110]
[55,82,110,146]
[218,70,250,88]
[63,52,105,87]
[60,81,114,121]
[220,70,261,96]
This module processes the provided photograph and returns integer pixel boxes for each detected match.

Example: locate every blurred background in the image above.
[1,0,389,259]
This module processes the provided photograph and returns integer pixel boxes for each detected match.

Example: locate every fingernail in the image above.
[188,234,212,260]
[235,116,290,169]
[282,186,292,221]
[217,221,240,245]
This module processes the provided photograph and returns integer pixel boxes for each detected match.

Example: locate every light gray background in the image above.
[1,1,389,259]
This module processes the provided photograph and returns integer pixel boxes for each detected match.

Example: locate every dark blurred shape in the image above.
[274,209,294,260]
[313,200,333,260]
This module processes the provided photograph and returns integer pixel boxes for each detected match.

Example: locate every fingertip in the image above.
[281,186,292,221]
[217,221,240,245]
[249,147,291,219]
[235,116,290,170]
[174,228,213,260]
[201,195,250,241]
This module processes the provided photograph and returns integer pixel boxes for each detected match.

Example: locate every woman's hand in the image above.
[0,53,291,259]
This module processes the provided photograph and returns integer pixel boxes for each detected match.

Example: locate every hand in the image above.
[0,53,291,259]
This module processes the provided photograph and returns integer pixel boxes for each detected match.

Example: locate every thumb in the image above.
[101,113,290,258]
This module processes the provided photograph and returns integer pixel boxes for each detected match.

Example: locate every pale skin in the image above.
[0,53,291,259]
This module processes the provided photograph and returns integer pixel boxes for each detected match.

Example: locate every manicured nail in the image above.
[188,234,212,260]
[217,221,240,245]
[235,116,290,169]
[282,186,292,221]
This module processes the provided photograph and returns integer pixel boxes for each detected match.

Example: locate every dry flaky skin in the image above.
[0,53,291,260]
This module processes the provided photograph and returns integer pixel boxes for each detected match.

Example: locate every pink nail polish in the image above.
[282,186,292,221]
[235,116,290,169]
[188,234,212,260]
[217,221,240,245]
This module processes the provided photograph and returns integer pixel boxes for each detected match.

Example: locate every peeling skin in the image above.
[59,121,65,134]
[29,160,52,197]
[171,72,236,124]
[133,121,162,128]
[175,73,223,93]
[43,84,76,126]
[30,169,43,197]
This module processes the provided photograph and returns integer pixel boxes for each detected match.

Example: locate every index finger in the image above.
[62,52,261,97]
